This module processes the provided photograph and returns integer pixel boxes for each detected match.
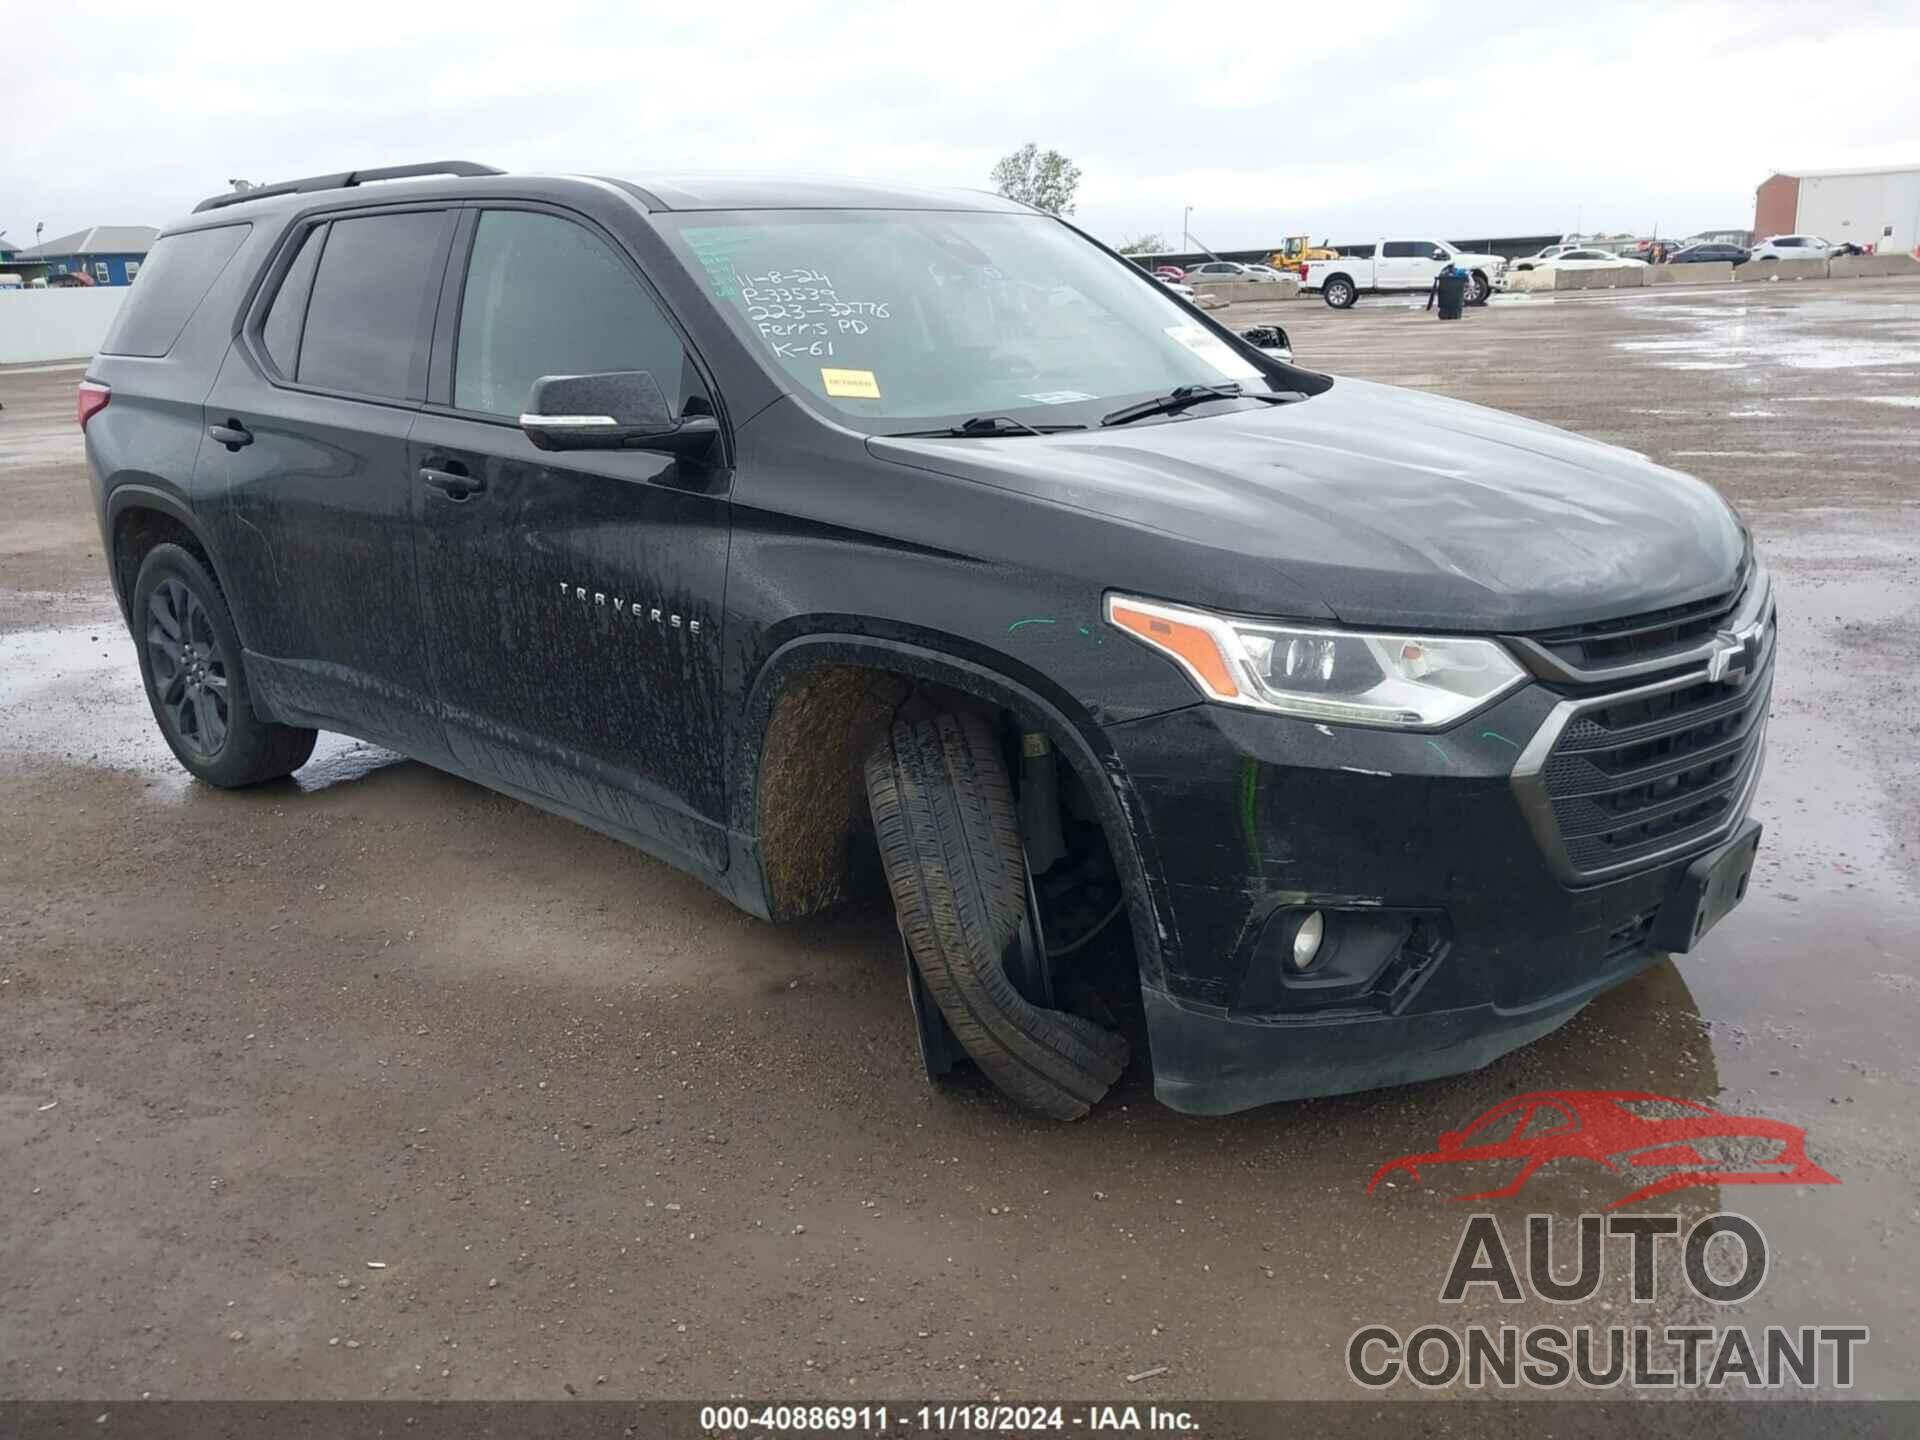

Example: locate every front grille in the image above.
[1538,618,1773,878]
[1527,564,1749,673]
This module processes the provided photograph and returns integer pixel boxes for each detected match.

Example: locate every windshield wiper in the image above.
[1100,384,1306,428]
[888,415,1087,438]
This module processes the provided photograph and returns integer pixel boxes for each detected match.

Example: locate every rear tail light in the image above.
[76,381,111,430]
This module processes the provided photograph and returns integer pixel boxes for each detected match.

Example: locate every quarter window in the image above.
[260,225,326,380]
[453,210,704,421]
[296,210,450,401]
[99,223,250,357]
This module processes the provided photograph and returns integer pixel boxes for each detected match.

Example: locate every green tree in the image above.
[990,143,1082,216]
[1117,232,1170,256]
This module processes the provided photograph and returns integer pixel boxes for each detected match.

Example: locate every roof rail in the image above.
[191,161,506,213]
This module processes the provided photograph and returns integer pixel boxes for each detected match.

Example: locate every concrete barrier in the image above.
[0,288,127,364]
[1828,254,1920,279]
[1501,268,1556,293]
[1554,266,1648,291]
[1647,261,1733,285]
[1734,258,1828,283]
[1201,278,1300,304]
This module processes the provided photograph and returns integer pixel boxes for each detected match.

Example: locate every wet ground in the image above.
[3,278,1917,1402]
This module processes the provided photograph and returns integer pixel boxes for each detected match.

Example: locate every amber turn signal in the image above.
[1107,598,1241,699]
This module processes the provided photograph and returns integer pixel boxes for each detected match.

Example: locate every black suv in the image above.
[83,161,1772,1119]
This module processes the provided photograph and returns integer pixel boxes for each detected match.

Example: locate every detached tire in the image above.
[865,714,1130,1120]
[132,542,317,788]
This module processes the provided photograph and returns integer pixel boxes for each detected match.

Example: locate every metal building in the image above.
[1753,164,1920,254]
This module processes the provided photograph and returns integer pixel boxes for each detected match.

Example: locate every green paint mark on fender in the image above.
[1480,730,1522,750]
[1007,617,1058,635]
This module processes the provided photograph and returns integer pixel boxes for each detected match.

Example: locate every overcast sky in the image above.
[5,0,1918,253]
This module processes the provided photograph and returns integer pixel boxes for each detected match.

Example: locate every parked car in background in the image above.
[1510,244,1578,271]
[1303,238,1507,308]
[1749,234,1832,261]
[1665,242,1750,266]
[1153,265,1185,281]
[1527,248,1649,273]
[1157,277,1198,300]
[1186,260,1285,284]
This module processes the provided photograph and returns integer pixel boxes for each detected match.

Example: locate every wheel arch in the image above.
[105,486,223,626]
[733,628,1172,987]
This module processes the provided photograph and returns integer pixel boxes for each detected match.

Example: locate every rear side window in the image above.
[296,210,450,401]
[1382,241,1427,258]
[260,225,325,379]
[452,209,705,420]
[98,224,250,357]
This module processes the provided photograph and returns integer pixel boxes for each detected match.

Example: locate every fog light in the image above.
[1291,910,1325,970]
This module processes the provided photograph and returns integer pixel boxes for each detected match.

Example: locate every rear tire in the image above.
[1323,276,1357,309]
[132,543,318,788]
[865,713,1130,1120]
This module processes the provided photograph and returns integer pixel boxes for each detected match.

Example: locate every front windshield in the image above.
[656,209,1290,430]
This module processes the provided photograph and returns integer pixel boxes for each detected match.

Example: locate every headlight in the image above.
[1106,594,1526,729]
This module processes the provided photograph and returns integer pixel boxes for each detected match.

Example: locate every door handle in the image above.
[419,465,484,499]
[207,420,253,451]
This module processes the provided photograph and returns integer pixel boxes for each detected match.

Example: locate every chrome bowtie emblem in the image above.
[1706,621,1762,683]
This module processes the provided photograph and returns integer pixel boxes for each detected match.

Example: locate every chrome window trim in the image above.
[519,413,619,427]
[1504,568,1771,687]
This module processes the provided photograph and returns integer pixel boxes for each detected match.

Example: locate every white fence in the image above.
[0,288,128,365]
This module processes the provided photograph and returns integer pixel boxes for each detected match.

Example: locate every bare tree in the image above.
[990,143,1082,216]
[1117,233,1170,256]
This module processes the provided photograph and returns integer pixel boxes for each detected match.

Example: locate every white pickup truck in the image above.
[1303,239,1507,309]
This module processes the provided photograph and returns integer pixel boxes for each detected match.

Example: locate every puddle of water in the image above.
[0,623,402,795]
[1617,293,1920,373]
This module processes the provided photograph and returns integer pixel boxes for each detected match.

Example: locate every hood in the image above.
[867,377,1745,632]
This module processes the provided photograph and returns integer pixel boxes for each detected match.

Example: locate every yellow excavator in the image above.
[1269,235,1339,276]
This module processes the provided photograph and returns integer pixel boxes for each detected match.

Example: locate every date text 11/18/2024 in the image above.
[697,1404,1200,1433]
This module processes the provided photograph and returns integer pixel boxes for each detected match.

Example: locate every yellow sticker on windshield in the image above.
[822,368,881,399]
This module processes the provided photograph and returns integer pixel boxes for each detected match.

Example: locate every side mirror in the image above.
[1429,249,1449,262]
[519,370,718,457]
[1239,325,1292,361]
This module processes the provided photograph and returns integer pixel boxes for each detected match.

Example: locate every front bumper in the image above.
[1106,657,1768,1114]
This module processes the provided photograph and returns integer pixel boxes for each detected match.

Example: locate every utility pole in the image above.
[1183,205,1193,253]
